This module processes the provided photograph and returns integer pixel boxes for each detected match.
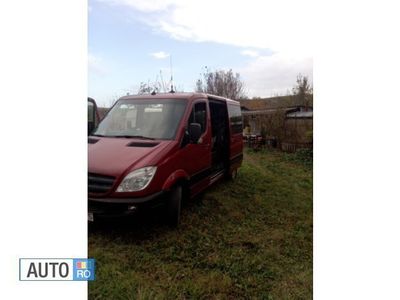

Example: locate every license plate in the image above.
[88,212,94,222]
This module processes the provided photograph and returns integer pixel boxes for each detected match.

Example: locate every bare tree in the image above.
[137,82,158,95]
[108,94,123,107]
[196,68,246,100]
[292,74,313,109]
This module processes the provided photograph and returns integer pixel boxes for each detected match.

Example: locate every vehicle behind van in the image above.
[88,93,243,226]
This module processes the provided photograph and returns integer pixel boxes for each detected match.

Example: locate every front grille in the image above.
[88,173,116,194]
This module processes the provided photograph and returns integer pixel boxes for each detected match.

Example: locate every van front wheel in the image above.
[166,185,182,227]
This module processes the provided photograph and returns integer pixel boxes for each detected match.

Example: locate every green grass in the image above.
[89,148,313,299]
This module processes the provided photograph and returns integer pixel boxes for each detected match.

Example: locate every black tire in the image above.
[166,185,182,227]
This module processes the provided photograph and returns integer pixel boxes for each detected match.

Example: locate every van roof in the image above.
[119,92,240,105]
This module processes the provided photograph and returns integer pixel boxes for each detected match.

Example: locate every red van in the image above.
[88,93,243,226]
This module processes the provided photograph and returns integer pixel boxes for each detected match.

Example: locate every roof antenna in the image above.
[169,55,175,93]
[160,70,167,92]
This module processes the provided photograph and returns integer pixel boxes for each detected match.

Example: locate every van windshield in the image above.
[93,99,187,140]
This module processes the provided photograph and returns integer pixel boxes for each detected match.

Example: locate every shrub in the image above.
[284,148,313,167]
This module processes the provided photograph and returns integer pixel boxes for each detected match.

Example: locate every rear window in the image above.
[228,104,242,134]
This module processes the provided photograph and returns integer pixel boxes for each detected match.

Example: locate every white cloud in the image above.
[96,0,313,97]
[240,53,313,98]
[98,0,313,56]
[241,50,260,58]
[98,0,176,12]
[150,51,170,59]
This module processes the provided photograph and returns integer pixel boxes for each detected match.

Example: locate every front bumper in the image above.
[88,191,166,218]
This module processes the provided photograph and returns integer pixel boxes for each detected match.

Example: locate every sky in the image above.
[88,0,313,107]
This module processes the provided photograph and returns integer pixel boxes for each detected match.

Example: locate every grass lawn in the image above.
[88,148,313,299]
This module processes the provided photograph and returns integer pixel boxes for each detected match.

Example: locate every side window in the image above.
[188,102,207,134]
[228,104,243,134]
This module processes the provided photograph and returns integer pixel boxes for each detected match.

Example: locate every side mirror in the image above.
[88,121,95,135]
[188,123,202,143]
[88,98,99,136]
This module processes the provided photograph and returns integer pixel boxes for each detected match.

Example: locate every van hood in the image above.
[88,137,174,177]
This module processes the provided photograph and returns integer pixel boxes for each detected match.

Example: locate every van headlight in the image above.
[116,166,157,192]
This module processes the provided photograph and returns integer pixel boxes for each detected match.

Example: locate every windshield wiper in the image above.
[111,135,155,140]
